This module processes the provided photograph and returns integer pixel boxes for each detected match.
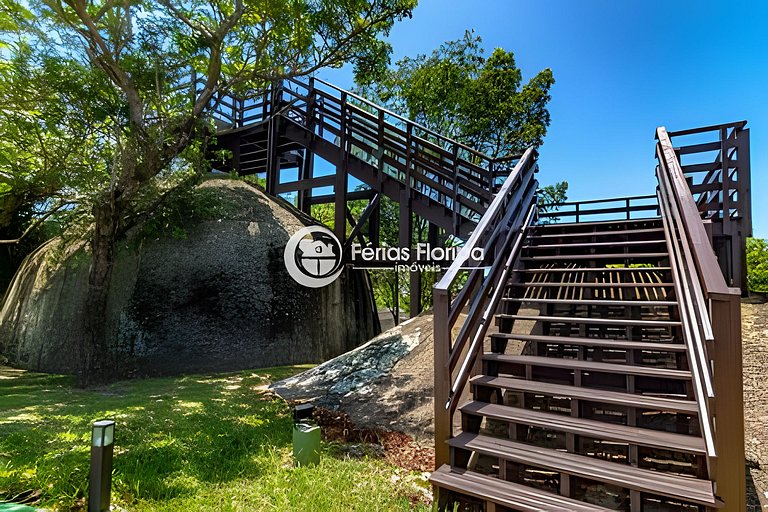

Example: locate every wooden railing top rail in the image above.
[667,120,746,138]
[538,194,658,223]
[657,180,718,469]
[434,148,538,413]
[436,148,537,290]
[312,77,492,164]
[656,127,731,297]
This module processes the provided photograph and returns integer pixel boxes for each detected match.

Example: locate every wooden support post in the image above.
[719,127,732,240]
[394,269,400,326]
[710,290,745,511]
[232,137,241,174]
[399,190,413,317]
[433,288,451,468]
[299,80,316,214]
[334,93,349,240]
[450,145,460,235]
[735,127,751,295]
[265,115,279,195]
[410,266,422,318]
[298,150,314,214]
[369,200,380,248]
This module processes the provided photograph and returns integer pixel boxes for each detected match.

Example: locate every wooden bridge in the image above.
[208,79,750,511]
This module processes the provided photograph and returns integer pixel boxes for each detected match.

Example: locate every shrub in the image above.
[747,237,768,293]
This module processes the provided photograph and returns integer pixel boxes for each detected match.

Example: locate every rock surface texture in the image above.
[0,179,378,376]
[272,308,537,442]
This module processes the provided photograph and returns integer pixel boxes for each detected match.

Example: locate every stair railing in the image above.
[432,147,538,467]
[656,127,744,509]
[202,76,520,231]
[538,194,658,224]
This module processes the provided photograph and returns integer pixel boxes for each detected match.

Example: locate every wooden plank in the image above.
[447,433,717,506]
[460,401,705,454]
[470,375,699,413]
[430,466,610,512]
[489,332,685,351]
[496,313,680,327]
[520,252,668,261]
[529,239,666,250]
[484,354,691,379]
[502,296,677,306]
[530,227,665,239]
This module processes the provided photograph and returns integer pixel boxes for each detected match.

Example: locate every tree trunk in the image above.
[78,197,119,387]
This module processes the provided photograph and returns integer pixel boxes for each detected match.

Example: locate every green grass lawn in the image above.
[0,366,432,511]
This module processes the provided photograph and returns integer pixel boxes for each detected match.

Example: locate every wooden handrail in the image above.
[656,125,745,508]
[656,127,730,296]
[538,194,659,223]
[313,77,492,164]
[667,120,746,138]
[202,75,518,232]
[433,148,538,467]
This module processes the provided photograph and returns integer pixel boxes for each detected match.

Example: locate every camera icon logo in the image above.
[284,226,343,287]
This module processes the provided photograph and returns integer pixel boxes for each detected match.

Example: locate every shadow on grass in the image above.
[0,365,309,508]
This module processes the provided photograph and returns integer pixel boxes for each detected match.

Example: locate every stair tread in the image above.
[470,375,698,413]
[508,282,673,288]
[535,218,662,229]
[447,433,717,506]
[460,401,705,454]
[529,239,666,249]
[530,227,665,239]
[489,333,686,352]
[484,354,691,379]
[514,266,672,272]
[430,465,611,511]
[503,297,677,307]
[496,313,681,327]
[521,252,668,261]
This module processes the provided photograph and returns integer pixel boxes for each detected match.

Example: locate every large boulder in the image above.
[0,179,379,376]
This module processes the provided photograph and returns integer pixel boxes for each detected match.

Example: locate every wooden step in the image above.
[530,227,665,239]
[447,433,719,507]
[460,401,705,454]
[508,282,674,288]
[484,354,692,379]
[430,465,611,511]
[496,314,681,327]
[503,297,677,307]
[528,239,666,250]
[520,252,668,262]
[534,218,662,230]
[470,375,699,414]
[513,266,672,273]
[488,333,686,352]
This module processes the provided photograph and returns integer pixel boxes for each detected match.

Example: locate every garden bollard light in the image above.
[292,404,320,466]
[89,420,115,512]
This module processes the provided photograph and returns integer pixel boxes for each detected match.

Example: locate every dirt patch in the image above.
[313,407,434,473]
[743,301,768,510]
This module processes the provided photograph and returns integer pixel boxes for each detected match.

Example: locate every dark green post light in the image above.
[89,420,115,512]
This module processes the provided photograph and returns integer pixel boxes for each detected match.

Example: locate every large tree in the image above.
[357,31,559,316]
[0,0,416,385]
[358,30,555,158]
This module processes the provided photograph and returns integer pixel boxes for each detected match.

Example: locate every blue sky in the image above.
[317,0,768,237]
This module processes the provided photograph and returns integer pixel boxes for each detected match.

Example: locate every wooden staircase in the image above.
[432,218,722,511]
[208,78,515,239]
[431,127,746,511]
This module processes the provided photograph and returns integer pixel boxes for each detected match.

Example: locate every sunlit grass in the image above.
[0,366,431,511]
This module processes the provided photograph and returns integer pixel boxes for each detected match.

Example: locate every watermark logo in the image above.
[284,226,487,288]
[284,226,344,288]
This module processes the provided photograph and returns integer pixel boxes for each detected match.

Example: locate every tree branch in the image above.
[0,202,74,244]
